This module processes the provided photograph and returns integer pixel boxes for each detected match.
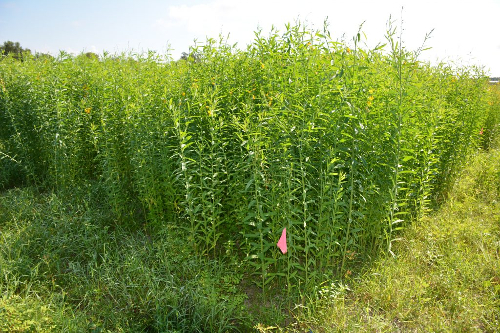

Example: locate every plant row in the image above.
[1,23,498,296]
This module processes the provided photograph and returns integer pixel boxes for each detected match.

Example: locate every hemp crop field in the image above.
[1,22,499,331]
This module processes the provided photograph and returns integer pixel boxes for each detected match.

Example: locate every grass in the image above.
[290,141,500,332]
[0,187,250,332]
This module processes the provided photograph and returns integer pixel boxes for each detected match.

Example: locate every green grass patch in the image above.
[0,188,250,332]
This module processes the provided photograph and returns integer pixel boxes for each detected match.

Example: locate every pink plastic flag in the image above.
[277,228,287,254]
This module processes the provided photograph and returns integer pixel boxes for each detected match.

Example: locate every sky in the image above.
[0,0,499,75]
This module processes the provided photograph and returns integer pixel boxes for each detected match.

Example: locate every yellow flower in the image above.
[261,62,265,69]
[346,47,351,54]
[84,107,91,114]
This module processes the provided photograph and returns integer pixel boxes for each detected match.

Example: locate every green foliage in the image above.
[291,139,500,332]
[0,21,497,301]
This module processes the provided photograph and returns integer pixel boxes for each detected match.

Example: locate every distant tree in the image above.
[0,41,31,60]
[84,52,99,60]
[75,52,99,61]
[180,51,200,63]
[35,52,54,61]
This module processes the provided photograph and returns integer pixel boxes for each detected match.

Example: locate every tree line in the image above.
[2,41,202,62]
[0,40,99,61]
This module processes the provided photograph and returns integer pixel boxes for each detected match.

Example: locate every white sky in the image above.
[0,0,499,75]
